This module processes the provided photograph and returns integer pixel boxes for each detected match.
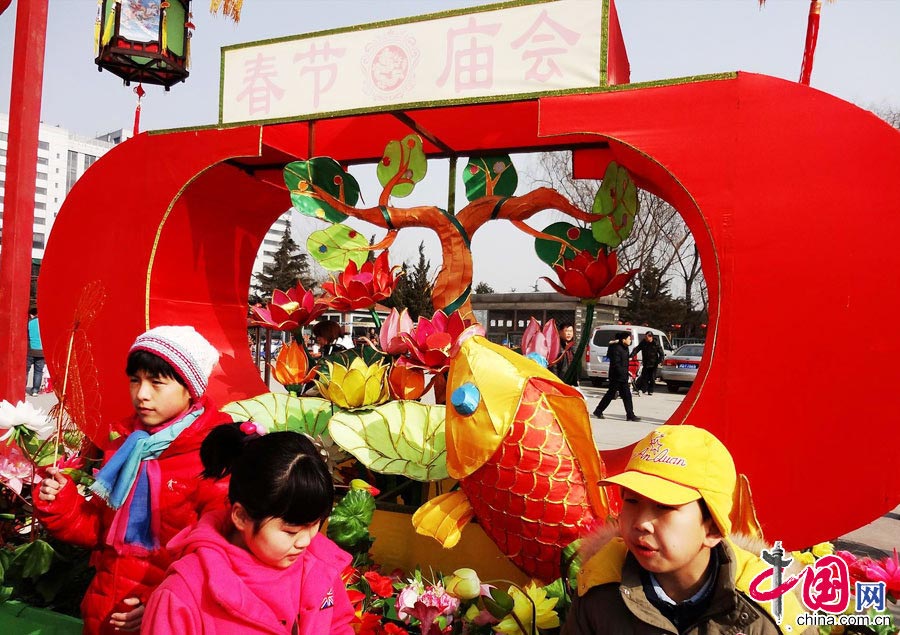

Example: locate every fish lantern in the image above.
[95,0,192,90]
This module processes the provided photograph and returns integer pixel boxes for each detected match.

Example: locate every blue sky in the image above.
[2,0,899,291]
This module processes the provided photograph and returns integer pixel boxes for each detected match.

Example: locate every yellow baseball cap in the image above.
[600,425,736,535]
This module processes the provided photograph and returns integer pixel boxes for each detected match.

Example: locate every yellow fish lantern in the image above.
[412,335,610,582]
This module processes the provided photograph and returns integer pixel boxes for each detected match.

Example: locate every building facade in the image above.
[0,113,128,261]
[470,291,628,348]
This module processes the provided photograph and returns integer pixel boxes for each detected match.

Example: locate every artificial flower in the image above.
[379,308,414,355]
[251,283,327,331]
[811,542,834,558]
[271,341,317,387]
[541,249,638,301]
[315,357,391,409]
[358,611,383,635]
[792,550,815,566]
[444,568,481,601]
[387,365,427,401]
[364,571,395,598]
[399,311,485,372]
[0,399,54,441]
[493,581,559,634]
[350,479,381,496]
[836,550,875,589]
[322,252,400,311]
[396,580,459,633]
[520,318,560,368]
[0,444,41,495]
[864,549,900,596]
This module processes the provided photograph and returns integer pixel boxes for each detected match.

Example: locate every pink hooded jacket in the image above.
[141,510,354,635]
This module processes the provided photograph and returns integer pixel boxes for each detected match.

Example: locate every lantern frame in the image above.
[95,0,190,90]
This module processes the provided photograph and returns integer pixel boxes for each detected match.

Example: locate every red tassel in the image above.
[799,0,822,85]
[133,84,145,136]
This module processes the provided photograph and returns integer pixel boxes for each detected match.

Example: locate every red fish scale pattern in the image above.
[460,381,599,582]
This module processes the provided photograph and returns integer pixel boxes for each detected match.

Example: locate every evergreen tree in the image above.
[253,221,313,301]
[473,281,495,294]
[621,265,689,329]
[383,242,434,319]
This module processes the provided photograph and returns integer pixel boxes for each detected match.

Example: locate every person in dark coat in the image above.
[593,332,640,421]
[631,331,664,395]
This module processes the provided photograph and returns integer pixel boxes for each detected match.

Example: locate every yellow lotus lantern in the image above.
[271,341,316,389]
[315,357,390,409]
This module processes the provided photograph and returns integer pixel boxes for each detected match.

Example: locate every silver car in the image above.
[658,344,704,393]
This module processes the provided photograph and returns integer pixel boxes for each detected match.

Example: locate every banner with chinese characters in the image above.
[219,0,605,125]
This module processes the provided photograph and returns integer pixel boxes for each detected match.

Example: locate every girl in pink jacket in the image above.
[142,425,354,634]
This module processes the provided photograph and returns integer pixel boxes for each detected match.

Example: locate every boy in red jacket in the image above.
[35,326,228,634]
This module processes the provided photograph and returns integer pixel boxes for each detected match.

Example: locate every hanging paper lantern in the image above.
[95,0,192,90]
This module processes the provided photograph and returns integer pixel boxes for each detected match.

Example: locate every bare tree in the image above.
[874,105,900,129]
[528,152,707,329]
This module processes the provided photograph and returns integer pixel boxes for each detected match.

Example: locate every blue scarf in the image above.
[90,406,204,551]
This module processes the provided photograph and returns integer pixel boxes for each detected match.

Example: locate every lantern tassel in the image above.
[161,1,169,52]
[94,0,103,54]
[133,84,145,136]
[184,12,195,68]
[101,0,118,47]
[210,0,243,23]
[798,0,822,85]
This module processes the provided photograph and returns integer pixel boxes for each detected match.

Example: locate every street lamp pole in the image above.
[0,0,49,400]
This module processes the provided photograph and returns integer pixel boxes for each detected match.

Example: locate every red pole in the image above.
[0,0,49,401]
[799,0,822,86]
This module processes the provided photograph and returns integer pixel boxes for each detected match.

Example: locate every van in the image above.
[583,325,674,386]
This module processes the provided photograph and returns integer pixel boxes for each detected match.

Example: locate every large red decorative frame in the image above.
[40,73,900,547]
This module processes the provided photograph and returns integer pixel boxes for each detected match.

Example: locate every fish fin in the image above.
[544,391,611,519]
[411,490,474,548]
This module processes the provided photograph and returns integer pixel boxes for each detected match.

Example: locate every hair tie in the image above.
[239,421,266,439]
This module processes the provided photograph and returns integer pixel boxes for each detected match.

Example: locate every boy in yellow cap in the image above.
[564,425,811,635]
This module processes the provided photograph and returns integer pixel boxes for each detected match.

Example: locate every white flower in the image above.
[0,400,55,440]
[0,400,19,441]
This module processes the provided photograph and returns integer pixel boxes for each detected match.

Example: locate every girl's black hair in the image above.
[201,424,334,530]
[125,349,188,390]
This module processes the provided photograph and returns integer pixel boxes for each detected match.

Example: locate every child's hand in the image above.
[110,597,144,631]
[38,467,67,502]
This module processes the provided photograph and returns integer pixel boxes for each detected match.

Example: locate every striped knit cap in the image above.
[129,326,220,400]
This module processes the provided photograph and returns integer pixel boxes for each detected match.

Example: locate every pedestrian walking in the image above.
[26,307,45,396]
[631,331,664,395]
[593,332,640,421]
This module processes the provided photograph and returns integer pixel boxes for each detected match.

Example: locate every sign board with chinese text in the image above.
[220,0,615,125]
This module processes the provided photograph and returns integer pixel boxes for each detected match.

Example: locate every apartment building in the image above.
[0,113,127,260]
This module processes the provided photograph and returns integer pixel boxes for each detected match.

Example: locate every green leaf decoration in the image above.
[534,222,605,267]
[484,586,515,619]
[376,134,427,198]
[591,161,639,248]
[16,540,55,580]
[284,157,360,223]
[307,223,370,271]
[326,489,376,551]
[463,155,518,201]
[221,393,334,438]
[328,402,448,481]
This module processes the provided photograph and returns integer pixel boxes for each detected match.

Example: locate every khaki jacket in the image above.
[562,531,813,635]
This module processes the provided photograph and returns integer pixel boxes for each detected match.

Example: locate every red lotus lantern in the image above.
[95,0,192,90]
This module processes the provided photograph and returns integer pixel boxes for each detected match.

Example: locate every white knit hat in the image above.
[129,326,220,399]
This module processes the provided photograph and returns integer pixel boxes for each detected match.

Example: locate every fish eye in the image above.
[451,383,480,416]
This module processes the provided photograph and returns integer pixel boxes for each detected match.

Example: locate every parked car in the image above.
[658,343,704,393]
[584,325,674,386]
